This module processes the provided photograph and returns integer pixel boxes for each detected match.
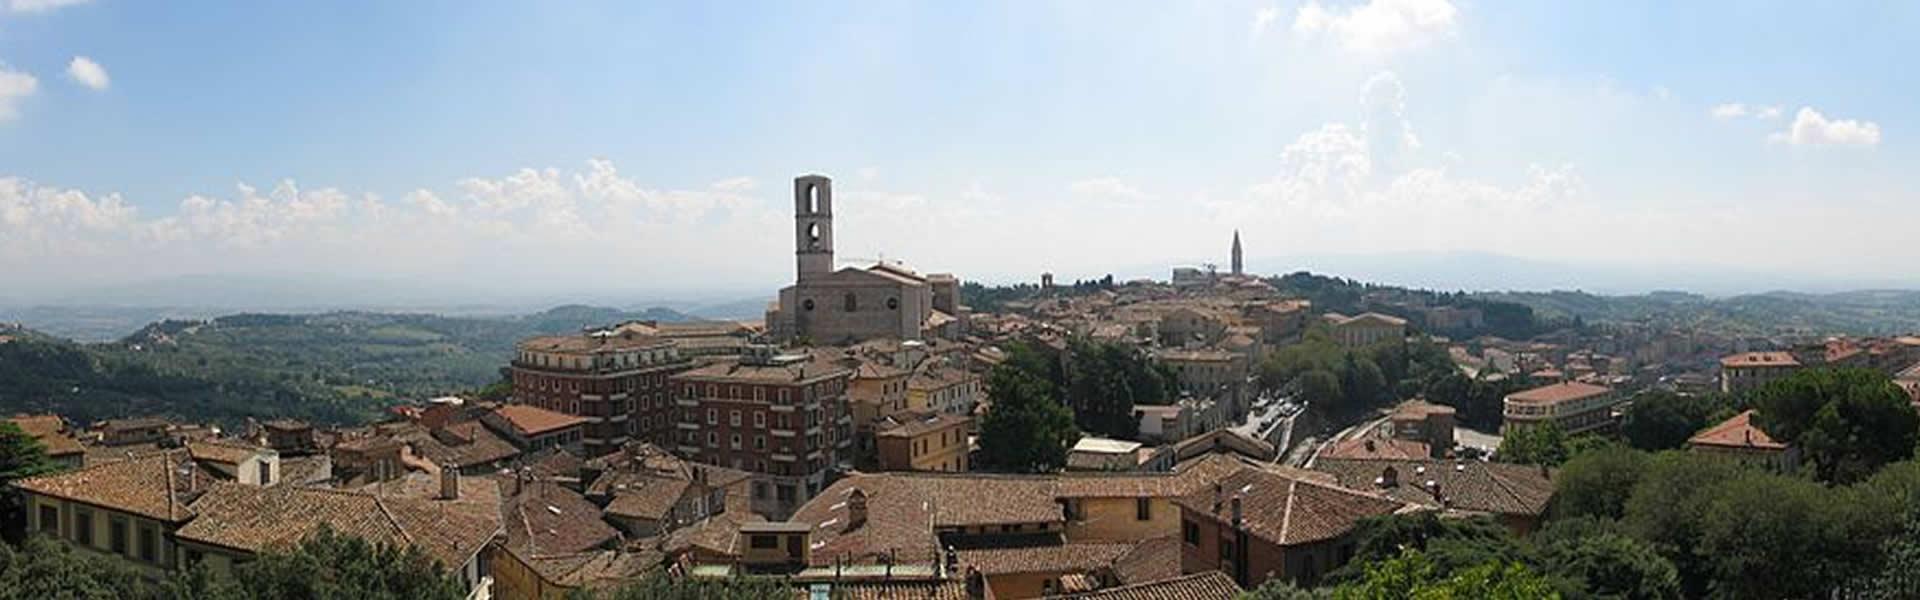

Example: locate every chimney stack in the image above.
[1230,496,1243,528]
[846,488,869,531]
[966,567,986,600]
[439,464,459,500]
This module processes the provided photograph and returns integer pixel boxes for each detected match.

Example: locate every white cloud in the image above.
[7,0,86,13]
[66,56,109,90]
[1712,102,1785,121]
[0,62,37,121]
[1292,0,1458,54]
[1251,7,1280,37]
[1768,107,1880,147]
[1709,103,1747,120]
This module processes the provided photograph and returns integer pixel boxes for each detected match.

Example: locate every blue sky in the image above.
[0,0,1914,301]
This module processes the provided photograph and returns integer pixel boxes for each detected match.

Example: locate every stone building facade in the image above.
[766,175,965,344]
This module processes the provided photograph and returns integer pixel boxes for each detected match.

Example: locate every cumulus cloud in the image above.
[0,62,37,121]
[1292,0,1458,54]
[1232,70,1581,255]
[7,0,86,13]
[1769,107,1881,147]
[66,56,109,90]
[1709,103,1748,120]
[0,162,799,295]
[1251,7,1280,37]
[1711,102,1784,121]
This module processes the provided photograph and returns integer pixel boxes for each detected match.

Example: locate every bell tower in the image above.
[794,175,834,281]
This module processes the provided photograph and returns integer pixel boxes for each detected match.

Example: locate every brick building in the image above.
[670,346,854,517]
[510,324,696,456]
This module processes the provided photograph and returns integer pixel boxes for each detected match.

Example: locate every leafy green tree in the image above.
[1299,369,1343,413]
[1495,423,1569,467]
[0,535,156,600]
[978,364,1078,473]
[1619,391,1733,452]
[1695,471,1851,600]
[1333,549,1561,600]
[1241,580,1335,600]
[1620,451,1744,599]
[1331,513,1524,585]
[1060,339,1174,439]
[229,525,466,600]
[1550,444,1651,521]
[1338,354,1390,413]
[0,422,55,542]
[1750,367,1920,484]
[1862,509,1920,600]
[1536,533,1681,600]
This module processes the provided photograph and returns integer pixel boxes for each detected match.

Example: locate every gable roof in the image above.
[492,405,587,437]
[1041,571,1243,600]
[1311,458,1556,517]
[956,541,1137,576]
[504,481,620,557]
[13,449,208,522]
[1173,466,1404,547]
[1319,437,1432,461]
[8,414,84,458]
[187,439,269,465]
[1720,351,1800,368]
[1688,409,1787,450]
[176,482,502,569]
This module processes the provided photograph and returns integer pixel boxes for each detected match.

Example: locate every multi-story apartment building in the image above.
[671,346,854,517]
[1502,381,1618,435]
[510,325,696,456]
[905,362,983,416]
[1718,351,1800,395]
[1321,312,1408,348]
[873,412,971,473]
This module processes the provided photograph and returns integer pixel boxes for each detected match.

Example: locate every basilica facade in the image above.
[766,175,964,344]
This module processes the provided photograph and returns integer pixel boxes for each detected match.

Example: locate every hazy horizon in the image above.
[3,1,1913,304]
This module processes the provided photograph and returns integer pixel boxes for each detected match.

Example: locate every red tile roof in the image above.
[13,449,209,522]
[1688,410,1786,450]
[1041,571,1243,600]
[1506,381,1612,406]
[956,541,1137,576]
[493,405,587,437]
[177,482,501,569]
[1174,466,1405,547]
[1320,437,1432,461]
[1312,458,1556,517]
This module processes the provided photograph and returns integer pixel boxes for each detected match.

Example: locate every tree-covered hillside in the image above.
[0,305,703,428]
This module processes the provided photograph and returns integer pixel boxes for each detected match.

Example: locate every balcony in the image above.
[772,453,797,462]
[770,404,796,413]
[771,429,797,438]
[676,398,700,408]
[675,422,700,431]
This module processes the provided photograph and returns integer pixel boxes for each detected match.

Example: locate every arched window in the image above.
[807,223,822,248]
[802,298,815,311]
[844,293,858,312]
[807,185,820,213]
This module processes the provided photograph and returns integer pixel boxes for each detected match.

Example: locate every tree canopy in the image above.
[1749,367,1920,484]
[1618,392,1734,452]
[978,345,1079,472]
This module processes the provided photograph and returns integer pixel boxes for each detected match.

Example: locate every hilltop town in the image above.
[5,174,1919,600]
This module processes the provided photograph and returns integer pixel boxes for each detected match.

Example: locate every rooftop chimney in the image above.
[1230,497,1243,528]
[846,488,868,531]
[439,464,459,500]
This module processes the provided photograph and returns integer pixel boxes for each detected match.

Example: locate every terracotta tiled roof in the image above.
[957,541,1136,575]
[1720,351,1800,368]
[13,449,208,522]
[1042,571,1243,600]
[1110,537,1182,585]
[8,415,83,457]
[409,422,521,469]
[603,476,692,521]
[517,330,674,354]
[1688,410,1787,450]
[1506,381,1612,405]
[876,413,971,439]
[658,511,758,557]
[1312,458,1555,517]
[672,353,853,383]
[908,366,977,391]
[1320,437,1432,461]
[785,580,972,600]
[492,405,587,437]
[1174,465,1404,547]
[504,481,619,557]
[177,482,501,569]
[187,439,267,465]
[521,549,661,590]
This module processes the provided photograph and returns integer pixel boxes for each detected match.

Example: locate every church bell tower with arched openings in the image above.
[794,175,834,282]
